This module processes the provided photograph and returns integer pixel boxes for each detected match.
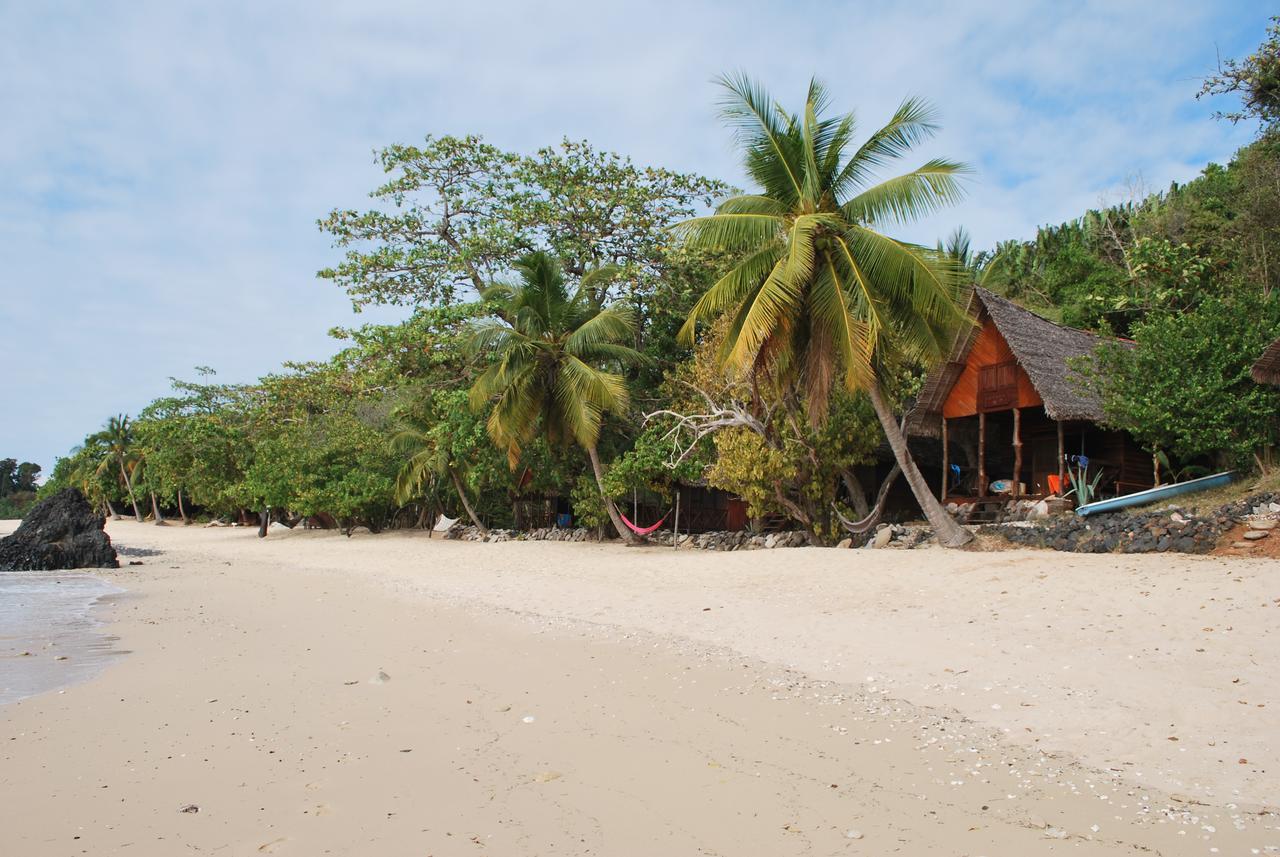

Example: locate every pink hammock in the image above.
[619,509,670,536]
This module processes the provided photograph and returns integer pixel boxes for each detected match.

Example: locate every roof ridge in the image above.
[973,286,1104,341]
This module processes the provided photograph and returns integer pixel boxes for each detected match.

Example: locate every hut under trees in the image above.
[908,288,1153,505]
[1252,337,1280,385]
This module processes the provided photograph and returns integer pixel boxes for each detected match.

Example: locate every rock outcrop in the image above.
[0,488,118,571]
[982,490,1280,554]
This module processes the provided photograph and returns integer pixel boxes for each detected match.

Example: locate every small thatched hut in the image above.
[1251,337,1280,386]
[908,288,1152,501]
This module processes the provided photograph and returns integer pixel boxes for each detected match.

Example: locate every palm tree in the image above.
[466,251,648,542]
[92,414,144,523]
[678,75,973,547]
[391,409,489,535]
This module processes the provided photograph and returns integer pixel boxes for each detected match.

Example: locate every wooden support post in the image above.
[1012,407,1022,498]
[978,412,987,498]
[940,417,949,502]
[1057,420,1066,494]
[673,488,680,551]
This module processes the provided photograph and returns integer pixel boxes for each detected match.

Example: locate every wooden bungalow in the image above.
[1252,337,1280,385]
[908,288,1153,503]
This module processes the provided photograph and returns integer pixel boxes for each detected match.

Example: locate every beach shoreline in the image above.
[1,520,1276,854]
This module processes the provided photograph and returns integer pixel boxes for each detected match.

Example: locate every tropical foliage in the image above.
[37,27,1280,543]
[466,251,649,541]
[676,74,973,545]
[0,459,41,518]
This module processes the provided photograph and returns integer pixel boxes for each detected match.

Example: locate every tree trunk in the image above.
[840,470,870,518]
[449,468,489,536]
[585,444,641,544]
[150,491,164,525]
[117,456,143,522]
[105,498,120,521]
[833,463,901,536]
[867,381,972,548]
[258,507,270,538]
[177,489,190,525]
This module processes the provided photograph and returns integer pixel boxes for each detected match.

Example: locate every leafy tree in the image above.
[0,459,40,518]
[237,356,404,534]
[40,439,123,518]
[466,251,649,541]
[677,75,972,546]
[0,458,42,517]
[648,320,883,542]
[90,415,144,522]
[390,391,498,534]
[1090,293,1280,470]
[1199,16,1280,131]
[318,136,726,310]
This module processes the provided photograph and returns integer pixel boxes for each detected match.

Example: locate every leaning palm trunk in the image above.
[104,497,120,520]
[448,468,489,536]
[867,382,971,547]
[150,491,164,525]
[586,445,640,544]
[117,457,143,522]
[177,489,190,525]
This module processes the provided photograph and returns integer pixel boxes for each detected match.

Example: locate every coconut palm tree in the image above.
[390,409,489,535]
[92,414,144,523]
[466,251,648,542]
[678,75,973,547]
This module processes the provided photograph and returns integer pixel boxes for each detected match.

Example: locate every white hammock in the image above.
[433,513,459,533]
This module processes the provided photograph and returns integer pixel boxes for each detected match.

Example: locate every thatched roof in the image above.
[909,288,1119,436]
[1251,337,1280,385]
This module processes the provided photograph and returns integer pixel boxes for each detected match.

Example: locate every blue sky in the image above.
[0,0,1268,471]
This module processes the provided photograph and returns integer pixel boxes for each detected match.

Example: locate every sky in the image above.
[0,0,1269,472]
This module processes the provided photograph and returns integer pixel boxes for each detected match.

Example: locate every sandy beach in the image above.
[1,520,1277,855]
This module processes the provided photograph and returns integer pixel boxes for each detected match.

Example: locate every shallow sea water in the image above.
[0,571,125,706]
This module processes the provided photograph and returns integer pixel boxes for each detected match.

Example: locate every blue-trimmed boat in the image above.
[1075,471,1234,517]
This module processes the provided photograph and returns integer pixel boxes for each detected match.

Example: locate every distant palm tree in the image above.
[391,410,488,535]
[678,75,973,546]
[466,251,648,542]
[92,414,143,523]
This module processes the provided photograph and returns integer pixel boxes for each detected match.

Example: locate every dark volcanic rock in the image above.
[0,488,118,571]
[981,489,1280,555]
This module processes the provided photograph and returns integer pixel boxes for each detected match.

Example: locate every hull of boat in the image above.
[1075,471,1235,517]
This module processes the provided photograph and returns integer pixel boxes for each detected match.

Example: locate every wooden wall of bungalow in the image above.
[627,484,749,534]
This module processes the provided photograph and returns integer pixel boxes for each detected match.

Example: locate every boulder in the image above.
[0,489,118,571]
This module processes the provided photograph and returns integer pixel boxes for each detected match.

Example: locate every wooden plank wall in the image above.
[942,318,1042,419]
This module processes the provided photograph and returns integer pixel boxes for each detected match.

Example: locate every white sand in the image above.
[1,520,1276,854]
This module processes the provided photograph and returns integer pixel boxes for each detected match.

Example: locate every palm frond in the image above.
[680,244,786,343]
[724,256,801,369]
[835,96,941,193]
[555,356,629,448]
[564,305,635,353]
[673,211,787,253]
[715,72,805,204]
[842,159,970,226]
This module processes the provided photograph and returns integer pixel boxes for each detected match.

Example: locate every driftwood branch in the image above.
[643,382,776,468]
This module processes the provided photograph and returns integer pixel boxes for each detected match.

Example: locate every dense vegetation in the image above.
[37,25,1280,542]
[0,459,41,518]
